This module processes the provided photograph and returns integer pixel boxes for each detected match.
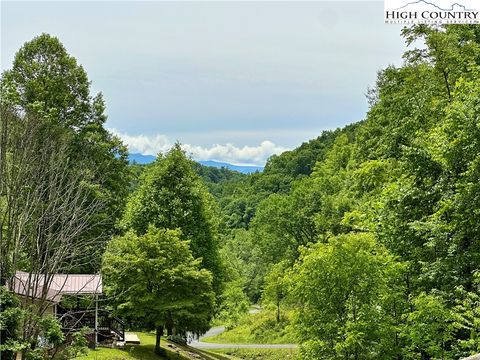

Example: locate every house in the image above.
[12,271,124,345]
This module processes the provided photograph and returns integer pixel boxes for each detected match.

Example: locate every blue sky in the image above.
[1,1,407,165]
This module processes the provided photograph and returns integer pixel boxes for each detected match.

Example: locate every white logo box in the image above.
[384,0,480,23]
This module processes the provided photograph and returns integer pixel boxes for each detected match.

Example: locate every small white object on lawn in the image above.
[125,333,141,344]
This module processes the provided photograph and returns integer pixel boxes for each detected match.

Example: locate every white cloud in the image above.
[111,130,171,155]
[110,129,288,166]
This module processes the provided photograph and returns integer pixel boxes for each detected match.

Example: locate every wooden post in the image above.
[94,294,98,346]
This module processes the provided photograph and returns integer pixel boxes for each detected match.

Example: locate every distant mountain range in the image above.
[128,153,264,174]
[128,153,156,164]
[198,160,263,174]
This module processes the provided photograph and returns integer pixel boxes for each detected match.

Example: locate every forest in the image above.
[1,24,480,360]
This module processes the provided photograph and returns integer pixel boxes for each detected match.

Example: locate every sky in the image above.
[1,1,407,165]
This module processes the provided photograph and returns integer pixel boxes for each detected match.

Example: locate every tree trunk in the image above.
[166,313,174,336]
[155,326,163,355]
[276,300,280,323]
[420,350,431,360]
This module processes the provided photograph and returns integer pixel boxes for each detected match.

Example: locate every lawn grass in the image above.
[74,332,231,360]
[202,309,296,345]
[208,348,299,360]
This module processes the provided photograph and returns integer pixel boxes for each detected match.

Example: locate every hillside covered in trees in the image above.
[1,24,480,360]
[198,24,480,359]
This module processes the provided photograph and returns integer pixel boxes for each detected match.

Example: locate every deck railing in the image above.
[57,308,125,341]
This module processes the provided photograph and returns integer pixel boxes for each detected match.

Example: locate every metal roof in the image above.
[13,271,102,303]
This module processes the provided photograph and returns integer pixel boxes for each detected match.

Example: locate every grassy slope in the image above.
[208,348,298,360]
[74,332,231,360]
[202,310,296,345]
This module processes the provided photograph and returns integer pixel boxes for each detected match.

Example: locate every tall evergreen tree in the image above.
[121,144,223,291]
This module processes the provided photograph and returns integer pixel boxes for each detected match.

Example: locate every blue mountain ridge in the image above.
[128,153,263,174]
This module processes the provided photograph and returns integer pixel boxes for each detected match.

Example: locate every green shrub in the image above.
[64,328,90,359]
[0,287,26,360]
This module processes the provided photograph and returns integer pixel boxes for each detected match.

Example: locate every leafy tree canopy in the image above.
[102,226,215,353]
[121,144,222,291]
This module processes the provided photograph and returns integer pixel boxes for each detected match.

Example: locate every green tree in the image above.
[404,293,454,360]
[450,273,480,357]
[216,280,250,329]
[219,229,264,302]
[102,226,215,354]
[365,25,480,297]
[290,233,406,360]
[121,144,222,291]
[1,33,130,273]
[251,177,321,268]
[1,33,91,126]
[262,260,288,323]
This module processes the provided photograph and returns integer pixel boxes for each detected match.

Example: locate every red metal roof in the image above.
[13,271,102,303]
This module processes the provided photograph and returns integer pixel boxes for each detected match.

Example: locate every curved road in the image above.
[188,326,297,349]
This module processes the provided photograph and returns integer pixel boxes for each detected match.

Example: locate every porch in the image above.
[12,271,125,345]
